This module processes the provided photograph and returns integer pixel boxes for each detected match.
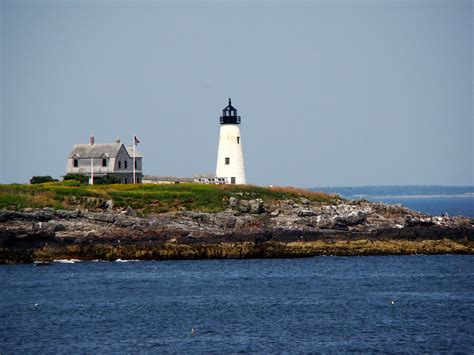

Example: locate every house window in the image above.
[237,137,240,144]
[125,161,128,169]
[137,178,140,183]
[225,157,230,165]
[102,159,107,167]
[124,177,128,184]
[134,160,137,169]
[73,159,78,167]
[118,161,121,169]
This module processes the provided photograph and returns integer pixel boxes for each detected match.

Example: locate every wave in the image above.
[53,259,81,264]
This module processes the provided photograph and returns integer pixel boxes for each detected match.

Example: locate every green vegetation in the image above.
[0,181,338,214]
[63,173,89,184]
[95,174,121,185]
[30,176,58,184]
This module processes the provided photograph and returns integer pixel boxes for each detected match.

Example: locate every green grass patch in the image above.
[0,181,337,214]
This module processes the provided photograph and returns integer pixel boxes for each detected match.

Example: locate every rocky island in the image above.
[0,182,472,263]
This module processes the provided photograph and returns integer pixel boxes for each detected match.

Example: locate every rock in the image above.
[405,216,435,227]
[297,209,316,217]
[249,199,265,214]
[121,206,137,217]
[239,200,251,213]
[53,223,67,232]
[334,211,367,226]
[229,197,239,208]
[270,210,280,217]
[317,216,336,229]
[114,217,135,228]
[299,197,310,205]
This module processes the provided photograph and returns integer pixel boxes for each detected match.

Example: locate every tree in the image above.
[30,176,58,184]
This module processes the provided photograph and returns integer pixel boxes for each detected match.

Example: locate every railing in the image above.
[220,116,241,124]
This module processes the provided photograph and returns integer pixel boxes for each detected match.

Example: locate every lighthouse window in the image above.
[225,157,230,165]
[237,137,240,144]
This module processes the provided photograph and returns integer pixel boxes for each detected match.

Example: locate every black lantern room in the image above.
[220,98,241,124]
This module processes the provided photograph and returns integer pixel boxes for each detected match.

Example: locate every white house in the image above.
[66,135,143,184]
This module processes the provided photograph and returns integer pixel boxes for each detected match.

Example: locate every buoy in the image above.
[390,300,395,305]
[34,303,39,307]
[191,328,196,336]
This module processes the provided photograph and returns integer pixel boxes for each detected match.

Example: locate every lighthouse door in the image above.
[231,177,236,184]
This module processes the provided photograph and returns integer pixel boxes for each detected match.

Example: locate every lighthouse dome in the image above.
[220,98,241,124]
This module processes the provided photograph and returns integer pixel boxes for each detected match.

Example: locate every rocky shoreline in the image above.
[1,197,473,263]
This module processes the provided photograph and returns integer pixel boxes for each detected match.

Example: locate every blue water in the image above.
[1,256,473,353]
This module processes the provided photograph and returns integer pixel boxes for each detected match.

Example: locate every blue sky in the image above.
[1,0,472,187]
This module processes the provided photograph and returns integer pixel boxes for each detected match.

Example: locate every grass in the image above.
[0,181,339,214]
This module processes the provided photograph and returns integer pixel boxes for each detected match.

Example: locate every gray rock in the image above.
[239,200,251,213]
[229,197,239,208]
[249,199,265,214]
[297,209,316,217]
[334,211,367,226]
[299,197,310,205]
[270,210,280,217]
[122,206,137,217]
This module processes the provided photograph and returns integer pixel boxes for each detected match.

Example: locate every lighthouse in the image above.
[216,98,246,185]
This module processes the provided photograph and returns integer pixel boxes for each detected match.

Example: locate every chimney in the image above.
[90,134,94,145]
[116,137,121,143]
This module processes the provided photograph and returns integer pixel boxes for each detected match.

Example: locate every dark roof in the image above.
[68,143,142,159]
[223,98,237,113]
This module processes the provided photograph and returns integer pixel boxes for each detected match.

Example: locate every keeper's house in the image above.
[66,135,142,184]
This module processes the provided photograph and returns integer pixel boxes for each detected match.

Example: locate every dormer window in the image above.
[118,161,122,169]
[73,159,78,167]
[124,161,128,169]
[102,159,107,167]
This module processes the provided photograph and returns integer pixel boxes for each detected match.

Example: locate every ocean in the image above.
[369,196,474,217]
[313,186,474,217]
[1,256,473,352]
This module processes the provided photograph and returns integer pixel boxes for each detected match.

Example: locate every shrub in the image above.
[63,173,89,184]
[30,176,58,184]
[95,175,121,185]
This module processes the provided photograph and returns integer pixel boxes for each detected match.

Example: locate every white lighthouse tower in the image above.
[216,98,246,185]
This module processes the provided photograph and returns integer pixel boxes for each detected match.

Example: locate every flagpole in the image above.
[90,157,94,185]
[133,134,136,184]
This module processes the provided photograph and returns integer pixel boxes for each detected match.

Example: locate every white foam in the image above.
[53,259,81,264]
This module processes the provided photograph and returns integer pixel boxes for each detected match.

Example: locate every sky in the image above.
[1,0,472,187]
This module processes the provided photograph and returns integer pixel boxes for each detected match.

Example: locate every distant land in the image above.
[312,186,474,217]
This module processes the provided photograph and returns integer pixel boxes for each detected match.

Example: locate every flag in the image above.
[134,135,140,145]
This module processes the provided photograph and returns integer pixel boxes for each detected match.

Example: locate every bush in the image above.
[30,176,58,184]
[95,175,121,185]
[63,173,89,184]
